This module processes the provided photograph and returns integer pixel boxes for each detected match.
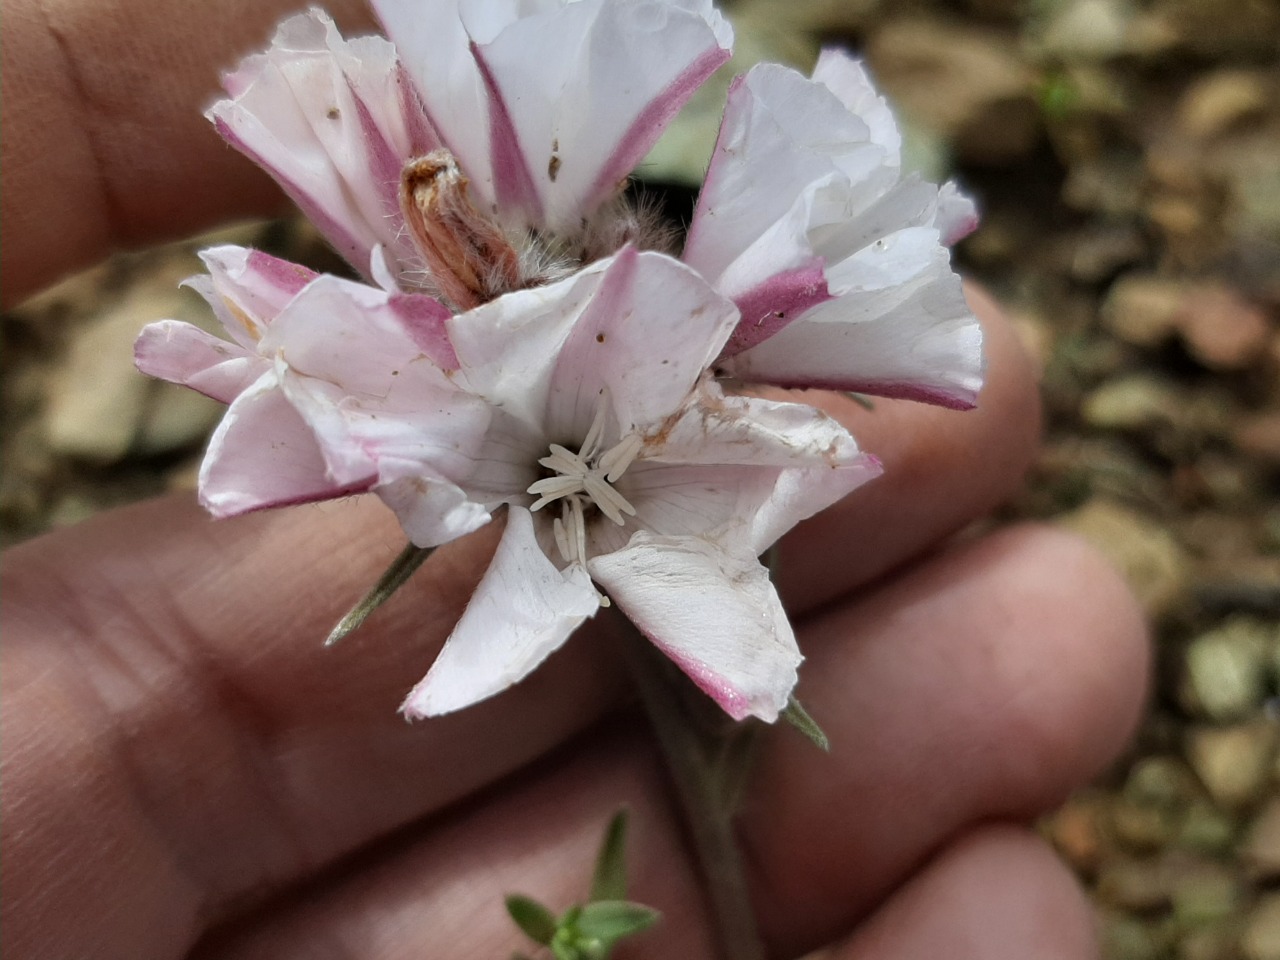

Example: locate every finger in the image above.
[1,0,375,306]
[746,524,1149,954]
[777,282,1041,610]
[184,525,1142,959]
[0,288,1040,957]
[832,826,1097,960]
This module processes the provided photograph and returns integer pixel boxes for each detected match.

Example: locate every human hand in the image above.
[1,0,1149,957]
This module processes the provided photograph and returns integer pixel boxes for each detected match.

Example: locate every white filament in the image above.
[526,401,642,565]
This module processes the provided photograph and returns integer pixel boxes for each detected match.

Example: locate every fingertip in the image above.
[834,825,1096,960]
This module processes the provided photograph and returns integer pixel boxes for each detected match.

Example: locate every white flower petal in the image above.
[199,371,372,518]
[544,248,739,442]
[643,381,863,467]
[209,10,437,282]
[371,0,504,214]
[401,506,600,717]
[810,49,901,157]
[184,245,317,351]
[468,0,732,232]
[589,533,798,721]
[723,231,984,407]
[375,470,493,548]
[683,62,885,291]
[134,320,265,404]
[447,248,736,440]
[745,460,883,556]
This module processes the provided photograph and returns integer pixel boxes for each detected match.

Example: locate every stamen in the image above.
[582,474,636,525]
[553,515,572,564]
[597,433,644,482]
[525,399,644,558]
[569,495,587,565]
[580,399,609,461]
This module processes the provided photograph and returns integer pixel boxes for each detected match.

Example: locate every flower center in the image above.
[526,403,642,566]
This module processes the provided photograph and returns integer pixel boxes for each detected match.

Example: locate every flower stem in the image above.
[614,613,767,960]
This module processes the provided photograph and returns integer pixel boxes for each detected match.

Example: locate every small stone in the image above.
[1186,721,1278,811]
[1066,225,1147,283]
[1097,856,1170,911]
[1168,859,1244,926]
[867,20,1040,165]
[1112,798,1180,851]
[1244,798,1280,881]
[1178,70,1270,141]
[1103,275,1185,347]
[1181,618,1271,721]
[1057,498,1189,618]
[1235,411,1280,467]
[1176,285,1272,371]
[1180,926,1246,960]
[1177,800,1238,856]
[1098,907,1163,960]
[1035,0,1132,60]
[1045,791,1108,871]
[1243,894,1280,960]
[1082,375,1182,431]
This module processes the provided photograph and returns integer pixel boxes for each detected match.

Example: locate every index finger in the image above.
[0,0,373,307]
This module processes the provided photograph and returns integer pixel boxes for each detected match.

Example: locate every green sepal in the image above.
[845,392,876,411]
[324,542,432,646]
[505,894,558,945]
[576,900,661,947]
[783,695,830,751]
[589,810,630,902]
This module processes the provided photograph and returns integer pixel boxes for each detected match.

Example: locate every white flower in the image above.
[391,247,879,722]
[138,0,986,722]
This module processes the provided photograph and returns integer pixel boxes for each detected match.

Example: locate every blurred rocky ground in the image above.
[2,0,1277,956]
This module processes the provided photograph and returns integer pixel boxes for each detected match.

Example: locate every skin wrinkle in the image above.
[15,541,312,936]
[34,0,121,265]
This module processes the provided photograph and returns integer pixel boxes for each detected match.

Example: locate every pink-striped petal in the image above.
[589,533,798,722]
[199,372,374,518]
[401,505,600,718]
[134,320,265,404]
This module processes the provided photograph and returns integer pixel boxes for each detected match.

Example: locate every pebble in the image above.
[867,20,1040,164]
[1168,858,1244,927]
[1186,721,1278,811]
[1178,70,1270,141]
[1057,498,1189,618]
[1181,618,1271,722]
[1103,274,1185,347]
[1243,798,1280,881]
[1235,412,1280,467]
[1046,791,1109,872]
[1082,375,1182,431]
[1097,855,1170,911]
[43,264,204,463]
[1098,907,1163,960]
[1176,285,1271,371]
[1035,0,1131,60]
[1177,800,1238,856]
[1244,893,1280,960]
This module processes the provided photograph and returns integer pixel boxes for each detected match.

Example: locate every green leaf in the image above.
[505,894,558,945]
[783,695,830,751]
[589,810,631,902]
[324,542,432,646]
[576,900,661,946]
